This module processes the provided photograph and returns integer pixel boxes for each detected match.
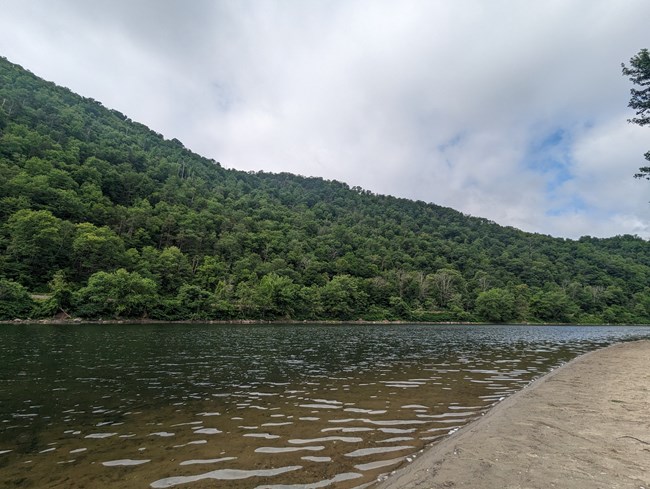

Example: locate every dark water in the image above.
[1,323,649,488]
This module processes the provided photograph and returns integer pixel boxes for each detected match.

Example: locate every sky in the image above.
[0,0,648,239]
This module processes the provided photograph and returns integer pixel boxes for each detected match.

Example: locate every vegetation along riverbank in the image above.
[1,56,650,324]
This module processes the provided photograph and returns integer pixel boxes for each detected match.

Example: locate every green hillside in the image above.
[1,56,649,323]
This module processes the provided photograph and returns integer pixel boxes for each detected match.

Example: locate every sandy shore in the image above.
[375,339,650,489]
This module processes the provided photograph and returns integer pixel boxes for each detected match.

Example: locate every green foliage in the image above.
[320,275,368,320]
[0,56,649,323]
[72,222,125,279]
[622,48,650,127]
[0,278,34,319]
[74,269,157,318]
[530,290,579,323]
[622,48,650,179]
[429,269,465,309]
[4,209,73,287]
[475,288,516,323]
[150,246,191,295]
[174,284,213,320]
[253,273,299,319]
[49,270,74,311]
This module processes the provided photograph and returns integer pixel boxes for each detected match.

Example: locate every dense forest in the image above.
[1,56,649,324]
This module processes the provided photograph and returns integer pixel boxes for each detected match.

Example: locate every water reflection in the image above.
[0,323,649,488]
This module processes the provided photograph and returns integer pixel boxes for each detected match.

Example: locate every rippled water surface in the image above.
[1,323,649,488]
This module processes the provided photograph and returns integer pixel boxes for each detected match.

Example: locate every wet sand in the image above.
[375,339,650,489]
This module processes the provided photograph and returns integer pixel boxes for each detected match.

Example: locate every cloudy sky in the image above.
[1,0,648,239]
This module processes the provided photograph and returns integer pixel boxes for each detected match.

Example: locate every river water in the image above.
[1,323,649,488]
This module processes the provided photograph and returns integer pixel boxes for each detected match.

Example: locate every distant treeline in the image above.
[1,56,649,323]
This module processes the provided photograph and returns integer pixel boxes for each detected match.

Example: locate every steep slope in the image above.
[1,56,649,323]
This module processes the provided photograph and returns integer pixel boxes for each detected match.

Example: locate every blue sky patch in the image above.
[525,127,576,198]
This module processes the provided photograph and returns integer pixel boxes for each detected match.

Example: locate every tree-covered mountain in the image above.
[1,56,649,323]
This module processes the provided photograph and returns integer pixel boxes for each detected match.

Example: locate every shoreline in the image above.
[0,318,478,325]
[1,318,646,326]
[374,339,650,489]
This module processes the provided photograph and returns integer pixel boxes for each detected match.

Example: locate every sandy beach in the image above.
[375,339,650,489]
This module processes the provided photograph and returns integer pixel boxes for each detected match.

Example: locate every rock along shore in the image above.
[375,339,650,489]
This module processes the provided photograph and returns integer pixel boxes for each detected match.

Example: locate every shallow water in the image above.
[0,323,649,488]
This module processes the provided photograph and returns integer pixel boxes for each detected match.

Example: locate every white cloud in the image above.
[0,0,648,238]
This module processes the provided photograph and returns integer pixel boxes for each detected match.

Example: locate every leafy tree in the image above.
[75,268,157,318]
[253,273,299,319]
[530,290,578,323]
[210,280,236,319]
[150,246,192,295]
[429,269,465,309]
[194,256,227,291]
[320,275,368,320]
[602,305,635,325]
[35,270,75,318]
[388,295,411,319]
[175,284,212,319]
[631,290,650,323]
[72,222,125,280]
[234,280,258,318]
[475,288,516,322]
[622,48,650,179]
[0,278,34,319]
[511,284,531,320]
[623,49,650,127]
[4,209,72,286]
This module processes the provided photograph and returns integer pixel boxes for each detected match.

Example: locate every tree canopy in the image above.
[1,56,649,324]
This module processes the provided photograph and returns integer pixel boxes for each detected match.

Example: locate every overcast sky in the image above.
[1,0,648,239]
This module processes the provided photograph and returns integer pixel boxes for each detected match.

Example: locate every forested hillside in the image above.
[1,56,649,323]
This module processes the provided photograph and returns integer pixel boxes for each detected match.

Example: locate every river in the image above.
[1,323,649,488]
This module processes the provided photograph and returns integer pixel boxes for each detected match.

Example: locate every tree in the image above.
[4,209,72,286]
[475,288,516,323]
[72,222,125,280]
[530,290,578,323]
[74,268,157,318]
[175,284,212,319]
[43,270,74,317]
[622,48,650,179]
[0,278,34,319]
[429,269,464,309]
[194,256,227,290]
[253,273,299,319]
[151,246,191,295]
[320,275,368,320]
